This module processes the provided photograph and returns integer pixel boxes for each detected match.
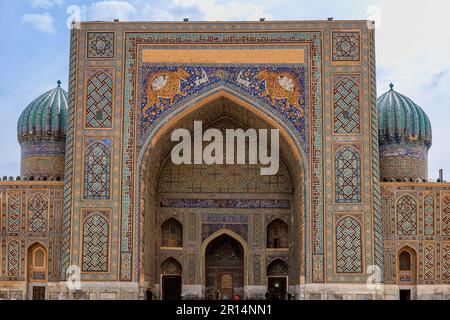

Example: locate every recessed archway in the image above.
[138,91,307,298]
[202,230,247,300]
[27,242,48,300]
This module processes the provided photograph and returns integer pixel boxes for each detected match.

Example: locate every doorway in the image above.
[162,275,182,300]
[32,286,46,300]
[267,277,287,300]
[205,234,244,300]
[400,289,411,301]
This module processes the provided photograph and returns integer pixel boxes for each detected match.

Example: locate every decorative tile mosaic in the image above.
[332,31,360,61]
[335,216,362,273]
[85,69,113,128]
[82,212,109,272]
[160,198,290,209]
[83,138,112,199]
[333,75,360,134]
[335,146,361,203]
[87,32,114,58]
[396,195,417,236]
[139,65,307,145]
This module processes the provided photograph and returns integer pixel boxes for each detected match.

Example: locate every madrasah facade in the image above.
[0,19,449,300]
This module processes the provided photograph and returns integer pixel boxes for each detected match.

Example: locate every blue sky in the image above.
[0,0,449,179]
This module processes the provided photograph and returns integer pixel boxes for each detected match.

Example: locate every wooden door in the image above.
[32,286,45,300]
[217,272,233,300]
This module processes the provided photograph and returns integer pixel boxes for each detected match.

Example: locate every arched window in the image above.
[84,141,111,199]
[27,243,47,281]
[82,214,109,272]
[397,247,417,285]
[267,259,289,276]
[85,71,113,128]
[334,146,361,203]
[34,248,45,268]
[161,218,183,247]
[396,195,417,236]
[267,219,289,249]
[399,250,411,271]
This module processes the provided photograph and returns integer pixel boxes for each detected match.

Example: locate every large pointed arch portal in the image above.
[138,90,308,299]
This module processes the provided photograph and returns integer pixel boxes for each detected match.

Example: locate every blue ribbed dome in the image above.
[377,83,432,149]
[17,81,68,144]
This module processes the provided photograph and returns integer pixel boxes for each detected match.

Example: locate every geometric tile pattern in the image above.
[160,257,182,275]
[336,216,362,273]
[423,244,435,283]
[7,191,21,233]
[442,195,450,236]
[333,77,360,134]
[85,70,113,128]
[332,31,360,61]
[82,214,109,272]
[423,195,435,236]
[335,146,361,203]
[60,27,78,279]
[396,195,417,236]
[442,244,450,281]
[158,161,292,194]
[87,32,114,59]
[84,140,111,199]
[27,193,48,233]
[7,239,20,277]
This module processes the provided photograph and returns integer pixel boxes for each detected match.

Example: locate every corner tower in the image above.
[17,80,68,179]
[377,84,432,181]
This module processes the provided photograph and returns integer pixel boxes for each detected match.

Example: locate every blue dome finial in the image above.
[57,80,61,87]
[389,83,394,90]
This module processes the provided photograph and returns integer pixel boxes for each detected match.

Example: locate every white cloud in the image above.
[22,12,56,33]
[372,0,450,178]
[172,0,273,20]
[29,0,63,9]
[88,0,137,21]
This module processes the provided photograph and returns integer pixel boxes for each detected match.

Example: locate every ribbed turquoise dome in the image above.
[17,81,68,144]
[377,83,432,149]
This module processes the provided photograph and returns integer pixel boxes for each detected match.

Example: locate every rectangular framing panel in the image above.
[25,189,51,234]
[331,73,362,136]
[330,29,362,66]
[6,237,22,278]
[441,240,450,283]
[332,212,365,277]
[82,67,116,130]
[6,189,22,233]
[439,191,450,238]
[394,191,419,238]
[422,191,436,237]
[79,208,112,274]
[422,240,437,283]
[85,31,116,60]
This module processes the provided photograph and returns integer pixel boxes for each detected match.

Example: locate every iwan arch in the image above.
[1,20,449,300]
[139,90,307,299]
